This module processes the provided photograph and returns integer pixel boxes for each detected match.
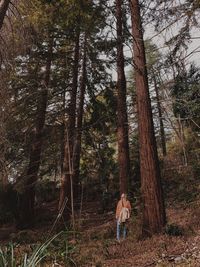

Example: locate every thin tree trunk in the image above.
[0,75,8,187]
[153,76,167,157]
[116,0,130,194]
[130,0,166,236]
[178,115,188,166]
[60,87,66,176]
[0,0,10,30]
[17,38,53,229]
[73,34,87,199]
[59,32,80,221]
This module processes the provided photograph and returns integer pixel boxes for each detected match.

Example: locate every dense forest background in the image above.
[0,0,200,266]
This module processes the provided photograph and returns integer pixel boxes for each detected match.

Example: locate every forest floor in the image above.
[1,165,200,266]
[72,199,200,267]
[1,197,200,267]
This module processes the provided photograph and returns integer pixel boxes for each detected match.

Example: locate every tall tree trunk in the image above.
[116,0,130,194]
[17,38,53,229]
[59,32,80,221]
[73,35,87,199]
[0,0,10,30]
[130,0,166,236]
[153,76,167,157]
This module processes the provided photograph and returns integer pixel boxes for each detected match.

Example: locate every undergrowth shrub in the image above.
[35,180,58,203]
[0,232,76,267]
[163,165,199,205]
[0,238,51,267]
[49,231,76,261]
[165,223,183,236]
[0,184,17,224]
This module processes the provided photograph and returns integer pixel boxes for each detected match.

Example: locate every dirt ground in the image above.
[1,197,200,267]
[72,200,200,267]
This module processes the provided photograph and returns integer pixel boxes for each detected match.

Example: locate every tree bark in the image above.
[0,0,10,30]
[17,38,53,229]
[153,76,167,157]
[73,34,87,199]
[130,0,166,236]
[116,0,130,195]
[59,32,80,221]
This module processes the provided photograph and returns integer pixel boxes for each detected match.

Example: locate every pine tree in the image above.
[59,31,80,221]
[73,34,87,199]
[116,0,130,194]
[17,37,53,229]
[129,0,166,236]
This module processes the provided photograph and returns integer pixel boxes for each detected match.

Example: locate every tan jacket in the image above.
[116,199,131,219]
